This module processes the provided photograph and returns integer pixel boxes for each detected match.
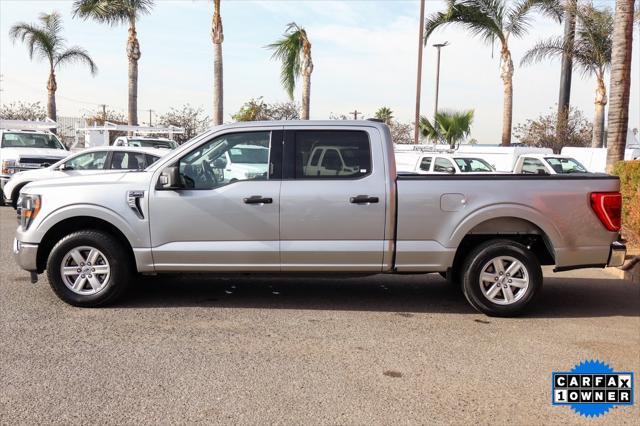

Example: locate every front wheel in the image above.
[461,239,542,317]
[47,230,132,307]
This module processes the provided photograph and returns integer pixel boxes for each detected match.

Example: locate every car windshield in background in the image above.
[228,146,269,164]
[1,132,65,149]
[128,139,177,149]
[545,157,588,174]
[454,157,494,172]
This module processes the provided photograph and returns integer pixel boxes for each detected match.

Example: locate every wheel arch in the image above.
[450,214,557,274]
[36,216,136,273]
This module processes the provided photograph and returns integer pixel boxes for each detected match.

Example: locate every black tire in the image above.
[460,239,542,317]
[46,230,132,307]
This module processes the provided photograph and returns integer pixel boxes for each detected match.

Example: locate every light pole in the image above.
[433,42,448,120]
[413,0,426,144]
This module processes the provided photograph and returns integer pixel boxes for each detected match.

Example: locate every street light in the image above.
[433,41,449,119]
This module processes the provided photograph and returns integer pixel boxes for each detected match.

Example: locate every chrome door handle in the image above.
[349,195,379,204]
[243,195,273,204]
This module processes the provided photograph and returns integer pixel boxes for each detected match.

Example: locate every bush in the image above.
[614,160,640,248]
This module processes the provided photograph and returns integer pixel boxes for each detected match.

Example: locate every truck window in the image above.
[65,151,108,170]
[294,130,371,179]
[110,152,148,170]
[544,157,587,174]
[521,158,547,174]
[453,158,493,172]
[178,131,271,189]
[433,157,454,172]
[419,156,432,171]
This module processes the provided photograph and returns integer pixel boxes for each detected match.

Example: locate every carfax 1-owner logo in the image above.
[552,360,634,417]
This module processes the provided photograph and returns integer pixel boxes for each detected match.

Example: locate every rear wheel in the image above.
[47,230,132,307]
[461,239,542,317]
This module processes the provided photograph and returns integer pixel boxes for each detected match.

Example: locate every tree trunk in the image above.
[301,48,313,120]
[500,47,514,146]
[557,0,577,143]
[127,18,141,126]
[46,69,57,123]
[592,76,607,148]
[605,0,635,173]
[212,0,224,126]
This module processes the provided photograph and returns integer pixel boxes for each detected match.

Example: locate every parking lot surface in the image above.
[1,207,638,424]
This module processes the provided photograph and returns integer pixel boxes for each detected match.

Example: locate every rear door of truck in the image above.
[279,126,387,271]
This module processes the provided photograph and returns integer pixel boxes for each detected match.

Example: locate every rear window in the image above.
[127,139,177,149]
[1,132,65,149]
[294,131,371,179]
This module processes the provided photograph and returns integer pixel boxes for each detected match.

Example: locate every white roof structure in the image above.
[75,121,184,135]
[0,118,57,131]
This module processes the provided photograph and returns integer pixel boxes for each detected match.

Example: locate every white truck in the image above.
[561,147,640,173]
[1,121,69,202]
[395,151,496,174]
[512,154,590,175]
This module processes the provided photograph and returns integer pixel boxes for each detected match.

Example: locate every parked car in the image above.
[396,152,496,174]
[1,128,69,203]
[3,146,164,208]
[560,147,640,173]
[13,121,625,316]
[219,143,269,183]
[512,154,590,175]
[113,136,178,150]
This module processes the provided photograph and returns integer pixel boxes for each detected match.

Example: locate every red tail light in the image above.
[590,192,622,232]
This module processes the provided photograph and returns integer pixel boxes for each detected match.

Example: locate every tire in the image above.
[46,230,132,307]
[460,239,542,317]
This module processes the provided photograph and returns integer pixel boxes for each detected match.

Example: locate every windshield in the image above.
[128,139,177,149]
[228,145,269,164]
[454,157,494,172]
[1,132,65,149]
[544,157,588,173]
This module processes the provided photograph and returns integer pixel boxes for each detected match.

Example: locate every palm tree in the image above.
[72,0,154,126]
[420,109,474,149]
[521,4,613,148]
[605,0,636,173]
[425,0,563,146]
[211,0,223,125]
[267,23,313,120]
[374,107,394,124]
[10,12,97,122]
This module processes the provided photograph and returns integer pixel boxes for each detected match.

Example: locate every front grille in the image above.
[18,157,61,168]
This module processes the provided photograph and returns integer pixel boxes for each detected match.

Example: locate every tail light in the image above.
[590,192,622,232]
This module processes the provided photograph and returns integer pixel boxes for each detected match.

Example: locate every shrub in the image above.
[614,160,640,248]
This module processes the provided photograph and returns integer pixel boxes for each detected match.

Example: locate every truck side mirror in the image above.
[157,166,183,189]
[59,163,74,171]
[446,167,456,174]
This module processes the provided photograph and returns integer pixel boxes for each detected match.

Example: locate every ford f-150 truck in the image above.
[13,121,626,316]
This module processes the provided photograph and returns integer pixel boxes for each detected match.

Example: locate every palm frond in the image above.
[519,37,565,66]
[266,22,307,99]
[507,0,562,38]
[9,22,56,62]
[72,0,153,24]
[425,0,505,46]
[55,47,98,75]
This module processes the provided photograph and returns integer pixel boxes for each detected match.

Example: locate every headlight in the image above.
[1,159,18,175]
[17,194,41,230]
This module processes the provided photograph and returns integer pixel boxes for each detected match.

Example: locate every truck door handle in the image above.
[243,195,273,204]
[350,195,379,204]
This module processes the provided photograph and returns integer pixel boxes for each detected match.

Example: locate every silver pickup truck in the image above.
[13,121,626,316]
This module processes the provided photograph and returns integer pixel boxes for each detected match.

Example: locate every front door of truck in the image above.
[148,129,282,271]
[279,128,387,271]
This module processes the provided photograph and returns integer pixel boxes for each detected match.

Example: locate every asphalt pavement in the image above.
[1,206,638,425]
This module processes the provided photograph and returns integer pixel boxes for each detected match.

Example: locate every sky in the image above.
[0,0,638,144]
